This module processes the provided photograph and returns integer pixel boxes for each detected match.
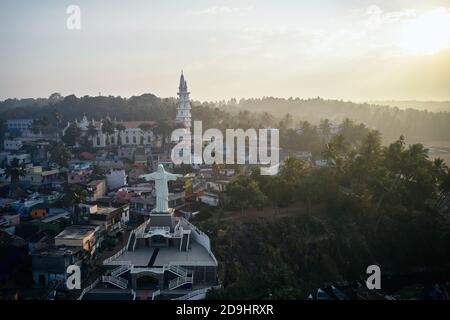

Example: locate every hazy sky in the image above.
[1,0,450,101]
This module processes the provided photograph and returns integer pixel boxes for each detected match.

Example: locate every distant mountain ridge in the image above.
[371,100,450,112]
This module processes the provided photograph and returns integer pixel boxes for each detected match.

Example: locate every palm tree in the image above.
[153,119,176,152]
[101,118,116,146]
[63,184,87,213]
[49,142,71,167]
[115,123,126,146]
[5,158,26,183]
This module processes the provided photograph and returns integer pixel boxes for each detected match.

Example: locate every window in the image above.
[133,136,136,143]
[126,136,129,143]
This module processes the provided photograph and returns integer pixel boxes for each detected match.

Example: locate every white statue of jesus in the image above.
[139,164,182,213]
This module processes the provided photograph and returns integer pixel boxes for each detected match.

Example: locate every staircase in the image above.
[169,274,193,290]
[167,265,188,277]
[127,233,136,251]
[111,264,131,277]
[102,276,128,290]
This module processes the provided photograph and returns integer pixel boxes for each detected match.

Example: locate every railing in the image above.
[152,290,161,300]
[148,226,170,233]
[103,245,127,265]
[172,288,208,301]
[111,264,131,277]
[167,264,188,277]
[169,275,193,290]
[102,275,128,289]
[77,277,101,300]
[130,266,165,274]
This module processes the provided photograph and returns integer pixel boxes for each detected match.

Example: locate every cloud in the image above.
[186,6,253,16]
[365,5,416,29]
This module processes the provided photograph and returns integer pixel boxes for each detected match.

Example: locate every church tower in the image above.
[175,71,192,130]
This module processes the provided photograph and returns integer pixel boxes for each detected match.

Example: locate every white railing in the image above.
[77,277,101,300]
[131,266,165,274]
[148,226,170,233]
[167,264,188,277]
[152,290,161,300]
[169,275,193,290]
[102,275,128,289]
[111,264,131,277]
[172,288,208,301]
[103,245,127,265]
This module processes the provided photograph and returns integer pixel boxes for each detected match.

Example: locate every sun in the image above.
[399,8,450,55]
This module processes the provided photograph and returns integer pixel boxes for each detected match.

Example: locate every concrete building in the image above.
[87,180,107,201]
[55,225,100,254]
[6,118,34,136]
[24,166,61,186]
[106,169,127,190]
[31,245,83,288]
[4,139,23,151]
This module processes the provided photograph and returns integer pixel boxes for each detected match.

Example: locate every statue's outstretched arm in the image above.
[139,172,159,181]
[166,173,183,181]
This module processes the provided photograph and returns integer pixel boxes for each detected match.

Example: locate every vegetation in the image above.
[204,131,450,299]
[4,158,26,183]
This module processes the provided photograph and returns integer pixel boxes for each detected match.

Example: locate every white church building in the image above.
[62,72,192,149]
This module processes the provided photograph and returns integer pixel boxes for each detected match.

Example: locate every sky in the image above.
[1,0,450,102]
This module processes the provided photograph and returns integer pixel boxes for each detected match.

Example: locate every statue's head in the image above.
[158,164,164,172]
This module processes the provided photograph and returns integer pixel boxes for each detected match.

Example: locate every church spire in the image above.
[175,71,192,130]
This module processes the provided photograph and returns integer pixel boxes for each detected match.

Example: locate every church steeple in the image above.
[175,71,192,130]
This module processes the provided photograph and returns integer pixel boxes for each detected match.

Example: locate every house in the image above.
[198,192,220,207]
[54,225,100,254]
[68,170,92,184]
[4,139,23,151]
[106,169,127,190]
[86,180,106,201]
[118,146,135,161]
[134,147,148,165]
[24,166,61,186]
[31,245,84,288]
[128,163,147,183]
[75,203,129,233]
[67,160,93,184]
[30,204,67,219]
[90,205,129,233]
[6,118,34,136]
[31,211,72,234]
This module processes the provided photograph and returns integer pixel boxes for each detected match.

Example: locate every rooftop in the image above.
[32,245,82,257]
[55,225,98,240]
[112,241,216,267]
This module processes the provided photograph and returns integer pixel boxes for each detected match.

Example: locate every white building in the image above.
[6,119,34,136]
[62,115,157,149]
[175,72,192,130]
[4,139,23,151]
[106,169,127,191]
